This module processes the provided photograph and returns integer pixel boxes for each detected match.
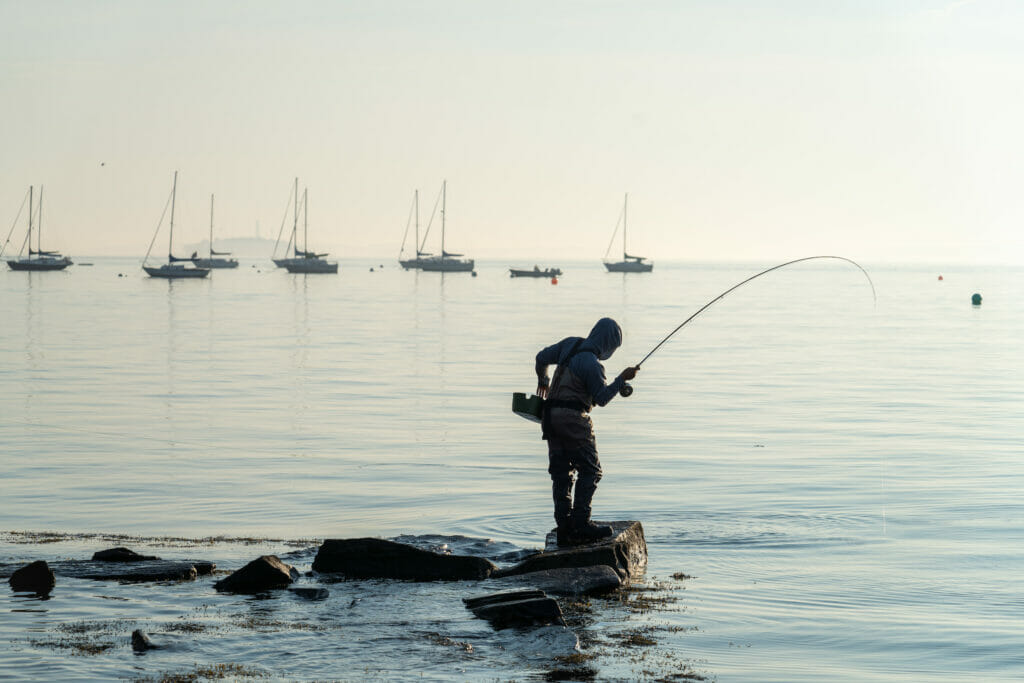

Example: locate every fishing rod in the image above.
[618,255,876,397]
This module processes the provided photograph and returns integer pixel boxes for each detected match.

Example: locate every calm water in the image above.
[1,257,1022,681]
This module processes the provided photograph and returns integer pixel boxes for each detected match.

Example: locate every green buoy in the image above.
[972,293,982,306]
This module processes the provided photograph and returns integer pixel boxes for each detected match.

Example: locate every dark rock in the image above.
[463,589,547,609]
[9,560,55,594]
[92,547,160,562]
[494,565,622,596]
[57,560,202,583]
[289,587,329,600]
[493,521,647,583]
[463,590,564,629]
[215,555,295,593]
[131,629,157,651]
[312,537,497,581]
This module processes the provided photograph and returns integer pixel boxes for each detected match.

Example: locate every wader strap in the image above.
[541,338,591,440]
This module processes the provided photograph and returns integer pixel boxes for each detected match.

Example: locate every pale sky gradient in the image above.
[2,0,1022,263]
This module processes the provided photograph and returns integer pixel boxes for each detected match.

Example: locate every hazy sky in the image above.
[2,0,1022,263]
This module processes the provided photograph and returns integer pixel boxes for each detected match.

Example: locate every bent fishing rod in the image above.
[618,255,876,397]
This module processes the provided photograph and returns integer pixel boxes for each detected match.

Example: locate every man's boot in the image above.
[552,477,575,546]
[571,517,613,543]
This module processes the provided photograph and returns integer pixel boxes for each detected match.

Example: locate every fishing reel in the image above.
[620,383,633,397]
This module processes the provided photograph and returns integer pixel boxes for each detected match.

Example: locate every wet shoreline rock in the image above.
[55,559,215,583]
[463,589,565,629]
[312,537,497,581]
[215,555,297,594]
[9,560,56,594]
[493,565,623,596]
[92,547,160,562]
[493,521,647,583]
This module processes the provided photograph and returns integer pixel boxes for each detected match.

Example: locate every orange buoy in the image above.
[938,275,943,281]
[551,277,558,285]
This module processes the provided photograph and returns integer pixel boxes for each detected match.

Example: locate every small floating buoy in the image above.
[551,277,558,285]
[972,293,982,306]
[471,271,478,277]
[938,275,943,281]
[370,267,374,272]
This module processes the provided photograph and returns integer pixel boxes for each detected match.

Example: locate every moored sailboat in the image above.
[283,187,337,274]
[142,172,210,279]
[6,186,73,271]
[192,194,238,269]
[603,193,653,273]
[416,180,473,273]
[398,189,434,270]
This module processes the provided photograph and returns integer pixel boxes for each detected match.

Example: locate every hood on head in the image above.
[585,317,622,360]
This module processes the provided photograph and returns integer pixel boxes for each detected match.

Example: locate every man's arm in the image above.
[535,337,574,397]
[579,356,638,407]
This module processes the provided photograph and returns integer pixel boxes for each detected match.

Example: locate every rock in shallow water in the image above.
[215,555,296,594]
[92,547,160,562]
[131,629,157,651]
[8,560,55,594]
[493,521,647,583]
[493,565,622,596]
[312,537,497,581]
[463,589,565,629]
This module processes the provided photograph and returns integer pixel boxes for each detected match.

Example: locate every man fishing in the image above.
[535,317,638,546]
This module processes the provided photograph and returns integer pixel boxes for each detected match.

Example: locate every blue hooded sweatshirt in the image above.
[535,317,625,407]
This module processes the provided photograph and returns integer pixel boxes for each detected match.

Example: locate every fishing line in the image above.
[635,255,875,369]
[618,255,875,396]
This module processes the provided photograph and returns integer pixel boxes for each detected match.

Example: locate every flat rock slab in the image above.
[493,521,647,583]
[312,537,497,581]
[51,559,215,583]
[463,589,564,629]
[492,565,622,596]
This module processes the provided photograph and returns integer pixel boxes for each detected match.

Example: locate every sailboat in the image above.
[6,186,73,271]
[142,172,210,279]
[272,178,300,269]
[283,187,337,274]
[398,189,433,270]
[417,180,473,272]
[603,193,653,273]
[191,195,238,269]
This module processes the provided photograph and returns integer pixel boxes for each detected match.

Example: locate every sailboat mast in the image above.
[441,180,446,257]
[169,171,178,260]
[37,186,44,255]
[209,194,214,259]
[623,192,628,259]
[414,189,419,256]
[27,185,33,257]
[303,188,308,255]
[292,177,299,256]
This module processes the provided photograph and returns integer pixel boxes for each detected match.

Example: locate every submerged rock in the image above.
[312,537,497,581]
[463,589,565,629]
[8,560,55,594]
[494,521,647,583]
[289,586,329,600]
[92,547,160,562]
[215,555,296,594]
[131,629,158,651]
